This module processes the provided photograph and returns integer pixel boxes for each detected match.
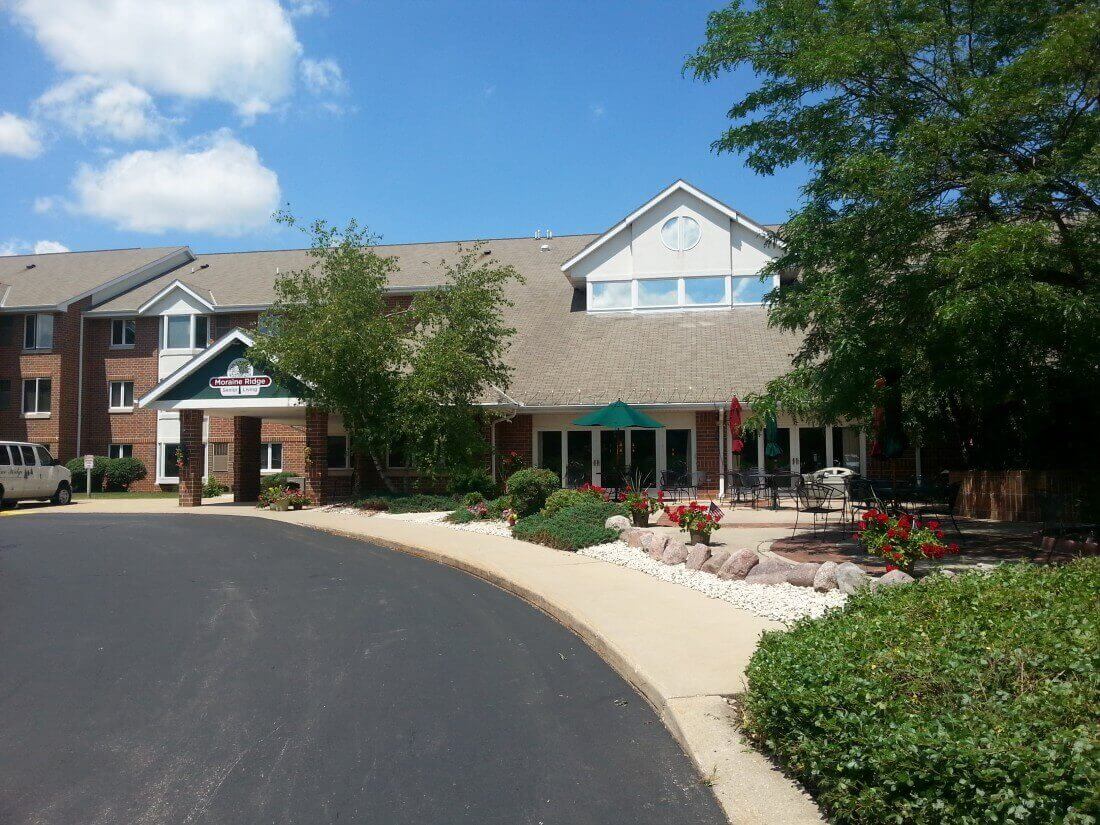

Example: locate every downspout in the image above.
[76,313,85,457]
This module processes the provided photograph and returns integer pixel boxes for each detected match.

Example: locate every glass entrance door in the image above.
[798,427,827,474]
[629,429,657,489]
[599,430,626,489]
[565,431,592,487]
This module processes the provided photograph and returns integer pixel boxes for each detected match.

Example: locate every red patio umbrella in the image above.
[728,396,744,454]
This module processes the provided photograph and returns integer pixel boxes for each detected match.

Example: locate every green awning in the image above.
[572,400,664,429]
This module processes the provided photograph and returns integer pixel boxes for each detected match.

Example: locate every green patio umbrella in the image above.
[572,400,664,429]
[764,415,783,458]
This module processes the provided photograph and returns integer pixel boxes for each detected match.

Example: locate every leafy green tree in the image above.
[248,214,520,490]
[688,0,1099,468]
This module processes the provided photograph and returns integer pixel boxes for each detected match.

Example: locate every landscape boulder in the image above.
[623,528,648,548]
[644,533,670,560]
[718,549,760,580]
[605,515,631,532]
[745,555,798,585]
[661,541,690,565]
[701,549,731,574]
[784,562,821,588]
[685,544,711,571]
[813,561,839,592]
[835,562,871,594]
[871,569,915,589]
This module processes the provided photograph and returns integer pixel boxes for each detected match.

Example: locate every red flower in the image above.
[926,520,940,530]
[886,564,898,572]
[948,542,959,553]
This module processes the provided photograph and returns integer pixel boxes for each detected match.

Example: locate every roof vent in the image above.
[535,229,542,239]
[540,243,550,252]
[546,229,553,239]
[25,263,36,270]
[199,263,209,269]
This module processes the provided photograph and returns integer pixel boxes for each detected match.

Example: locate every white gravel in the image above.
[442,519,513,537]
[578,540,847,624]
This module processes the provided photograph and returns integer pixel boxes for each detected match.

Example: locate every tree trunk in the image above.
[370,451,397,493]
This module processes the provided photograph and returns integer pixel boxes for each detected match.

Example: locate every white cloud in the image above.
[590,103,606,119]
[35,75,169,141]
[34,240,69,254]
[70,129,280,235]
[33,196,56,213]
[300,57,348,96]
[10,0,302,118]
[286,0,328,16]
[0,239,71,255]
[0,112,43,158]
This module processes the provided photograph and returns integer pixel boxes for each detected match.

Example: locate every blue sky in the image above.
[0,0,808,255]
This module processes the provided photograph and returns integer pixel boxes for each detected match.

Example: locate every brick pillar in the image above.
[232,416,262,502]
[304,407,329,505]
[179,408,205,507]
[695,410,720,494]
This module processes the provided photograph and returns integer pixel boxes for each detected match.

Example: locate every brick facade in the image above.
[304,407,329,504]
[694,410,720,493]
[232,416,262,502]
[494,414,532,481]
[178,409,204,506]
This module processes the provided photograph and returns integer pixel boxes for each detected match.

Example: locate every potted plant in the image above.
[665,501,722,545]
[285,490,311,510]
[622,488,662,527]
[854,509,958,574]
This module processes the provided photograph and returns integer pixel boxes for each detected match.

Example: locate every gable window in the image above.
[636,278,679,308]
[660,216,701,252]
[730,274,771,305]
[109,444,133,459]
[24,313,54,350]
[163,314,211,351]
[111,319,136,348]
[260,442,283,472]
[22,377,51,415]
[589,281,631,311]
[588,273,770,312]
[109,380,135,410]
[684,276,728,305]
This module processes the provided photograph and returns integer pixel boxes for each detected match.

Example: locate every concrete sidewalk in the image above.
[7,497,823,824]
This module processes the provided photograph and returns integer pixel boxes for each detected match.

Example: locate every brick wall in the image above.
[695,410,719,490]
[495,414,532,477]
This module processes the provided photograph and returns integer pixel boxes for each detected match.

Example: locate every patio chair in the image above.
[660,470,687,501]
[904,482,963,536]
[793,479,845,537]
[725,471,745,504]
[771,471,801,506]
[847,476,883,524]
[740,469,768,509]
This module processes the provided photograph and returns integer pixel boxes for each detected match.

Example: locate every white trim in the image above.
[63,247,194,311]
[561,179,782,275]
[154,397,308,411]
[139,327,256,407]
[138,279,216,314]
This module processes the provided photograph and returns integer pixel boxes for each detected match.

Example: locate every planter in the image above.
[632,511,650,527]
[271,500,290,512]
[690,530,712,545]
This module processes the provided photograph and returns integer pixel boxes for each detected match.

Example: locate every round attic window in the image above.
[660,216,701,252]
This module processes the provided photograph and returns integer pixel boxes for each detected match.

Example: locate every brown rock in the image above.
[784,562,821,588]
[718,549,760,580]
[813,561,839,592]
[701,549,731,574]
[745,555,797,585]
[661,541,690,565]
[645,534,670,560]
[623,528,647,548]
[685,544,711,571]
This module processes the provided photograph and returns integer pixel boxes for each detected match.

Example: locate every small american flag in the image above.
[708,501,725,521]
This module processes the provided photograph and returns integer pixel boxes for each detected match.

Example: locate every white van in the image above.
[0,442,72,509]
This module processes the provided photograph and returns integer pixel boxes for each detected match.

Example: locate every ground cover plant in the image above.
[511,500,628,551]
[355,493,457,513]
[740,560,1099,823]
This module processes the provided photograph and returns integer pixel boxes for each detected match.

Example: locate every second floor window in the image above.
[24,313,54,350]
[22,377,51,414]
[111,319,136,347]
[109,380,135,410]
[163,315,210,350]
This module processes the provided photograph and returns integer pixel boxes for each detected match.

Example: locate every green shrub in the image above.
[741,560,1100,824]
[355,493,456,513]
[260,471,294,493]
[462,491,486,507]
[486,495,512,519]
[359,497,389,511]
[505,468,560,516]
[67,456,109,491]
[512,500,628,551]
[447,507,476,524]
[540,487,605,518]
[203,477,230,497]
[447,466,498,498]
[103,457,147,491]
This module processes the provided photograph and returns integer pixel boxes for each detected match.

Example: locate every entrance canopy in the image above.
[139,328,311,422]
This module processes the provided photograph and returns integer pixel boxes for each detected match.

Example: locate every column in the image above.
[232,416,262,502]
[178,408,204,507]
[304,407,329,505]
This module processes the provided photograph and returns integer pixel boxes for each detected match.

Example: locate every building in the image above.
[0,181,945,504]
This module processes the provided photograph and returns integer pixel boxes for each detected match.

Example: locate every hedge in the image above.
[505,468,560,516]
[740,560,1099,824]
[540,487,606,518]
[512,500,628,551]
[355,493,457,513]
[66,456,147,491]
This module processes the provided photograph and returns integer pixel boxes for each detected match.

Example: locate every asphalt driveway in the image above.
[0,514,724,825]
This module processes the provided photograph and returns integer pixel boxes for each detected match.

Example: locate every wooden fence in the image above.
[948,470,1095,522]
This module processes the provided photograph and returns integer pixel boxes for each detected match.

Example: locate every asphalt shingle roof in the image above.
[0,246,184,310]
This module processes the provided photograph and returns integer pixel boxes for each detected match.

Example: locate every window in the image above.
[162,443,180,479]
[260,442,283,472]
[660,216,701,252]
[684,276,728,305]
[636,278,679,308]
[109,444,133,459]
[35,445,54,466]
[0,445,9,465]
[163,315,210,350]
[0,379,9,410]
[24,313,54,350]
[8,444,23,466]
[730,275,771,305]
[111,319,136,347]
[588,274,769,312]
[210,442,229,473]
[326,435,349,470]
[589,280,631,310]
[387,439,409,469]
[537,431,563,481]
[665,429,691,476]
[109,380,135,410]
[20,445,35,465]
[22,378,51,414]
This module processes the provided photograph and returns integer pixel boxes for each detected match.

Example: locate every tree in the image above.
[688,0,1099,468]
[248,214,521,490]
